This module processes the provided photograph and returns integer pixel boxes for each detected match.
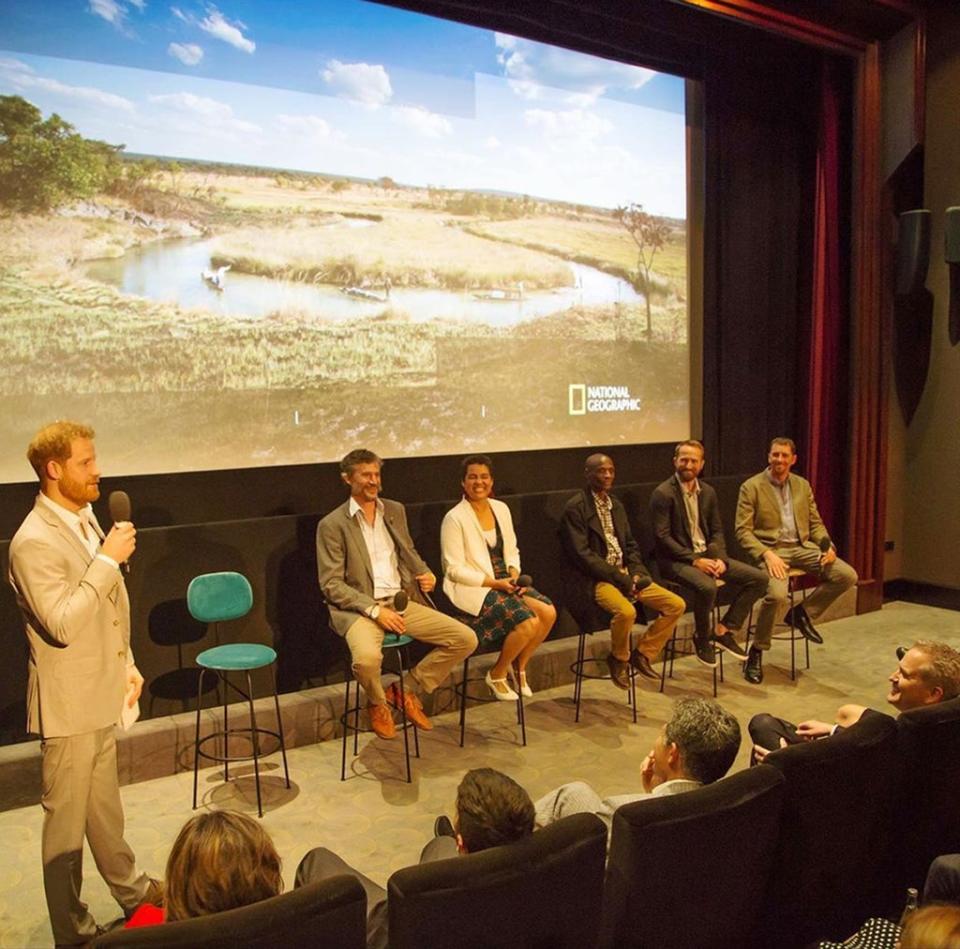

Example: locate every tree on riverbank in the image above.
[614,202,671,337]
[0,95,123,211]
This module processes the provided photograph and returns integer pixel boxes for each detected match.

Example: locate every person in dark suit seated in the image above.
[535,697,741,834]
[649,440,767,667]
[126,810,283,928]
[317,449,477,739]
[561,453,685,691]
[750,640,960,762]
[441,454,556,701]
[295,768,535,949]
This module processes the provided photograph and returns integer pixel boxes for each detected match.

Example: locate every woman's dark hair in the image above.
[460,454,494,480]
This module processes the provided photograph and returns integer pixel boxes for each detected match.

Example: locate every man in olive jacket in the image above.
[735,437,858,683]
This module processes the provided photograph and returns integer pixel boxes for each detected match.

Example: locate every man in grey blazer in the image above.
[735,437,858,684]
[317,449,476,739]
[8,422,154,946]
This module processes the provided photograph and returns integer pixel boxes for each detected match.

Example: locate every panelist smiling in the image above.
[441,455,556,701]
[317,449,476,739]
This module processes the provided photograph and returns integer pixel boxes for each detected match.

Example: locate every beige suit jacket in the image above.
[735,470,830,563]
[8,498,133,738]
[316,497,430,637]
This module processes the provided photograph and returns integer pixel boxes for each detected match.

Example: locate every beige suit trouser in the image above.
[346,601,477,705]
[42,726,148,945]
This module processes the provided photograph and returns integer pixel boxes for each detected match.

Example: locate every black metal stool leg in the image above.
[517,678,527,745]
[659,630,674,694]
[271,666,290,789]
[574,632,586,723]
[393,649,413,784]
[340,670,350,782]
[246,670,263,818]
[193,667,206,810]
[628,631,638,724]
[459,655,469,748]
[222,671,230,783]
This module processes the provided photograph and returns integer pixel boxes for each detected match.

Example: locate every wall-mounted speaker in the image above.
[895,209,931,296]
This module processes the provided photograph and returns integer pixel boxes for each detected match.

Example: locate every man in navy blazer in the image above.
[316,449,476,739]
[649,440,767,667]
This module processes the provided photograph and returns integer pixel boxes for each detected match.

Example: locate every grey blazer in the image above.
[316,498,431,636]
[8,499,133,738]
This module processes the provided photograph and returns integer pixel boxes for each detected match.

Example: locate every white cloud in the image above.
[168,42,204,66]
[199,7,255,54]
[321,60,392,108]
[149,91,259,133]
[0,60,135,112]
[495,33,655,102]
[484,135,501,149]
[276,114,340,141]
[524,108,613,142]
[87,0,144,28]
[391,106,451,139]
[171,6,188,22]
[88,0,123,24]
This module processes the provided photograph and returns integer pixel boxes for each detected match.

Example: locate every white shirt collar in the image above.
[38,492,92,531]
[349,496,384,519]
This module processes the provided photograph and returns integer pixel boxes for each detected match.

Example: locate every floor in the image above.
[1,600,957,948]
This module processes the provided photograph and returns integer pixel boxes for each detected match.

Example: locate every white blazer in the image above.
[441,497,521,616]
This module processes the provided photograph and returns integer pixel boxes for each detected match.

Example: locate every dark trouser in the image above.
[924,854,960,904]
[295,837,458,949]
[748,713,805,751]
[660,559,768,643]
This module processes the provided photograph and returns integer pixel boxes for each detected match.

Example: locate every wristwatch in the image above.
[370,604,381,621]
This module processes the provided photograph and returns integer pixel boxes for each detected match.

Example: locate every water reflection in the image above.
[85,237,640,326]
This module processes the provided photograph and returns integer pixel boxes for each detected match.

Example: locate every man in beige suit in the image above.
[735,437,858,684]
[317,449,476,739]
[8,422,153,946]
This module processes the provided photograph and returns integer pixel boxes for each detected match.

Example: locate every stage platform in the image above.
[1,600,957,948]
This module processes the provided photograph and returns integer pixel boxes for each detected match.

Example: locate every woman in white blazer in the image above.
[441,455,556,700]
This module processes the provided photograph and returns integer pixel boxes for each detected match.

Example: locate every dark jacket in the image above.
[649,476,728,574]
[560,488,652,599]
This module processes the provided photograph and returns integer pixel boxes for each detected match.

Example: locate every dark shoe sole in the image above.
[713,638,749,661]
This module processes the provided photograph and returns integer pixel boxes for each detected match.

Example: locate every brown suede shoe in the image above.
[629,648,659,680]
[386,682,433,730]
[369,703,397,739]
[606,653,632,691]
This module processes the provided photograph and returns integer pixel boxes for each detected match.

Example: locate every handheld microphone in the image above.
[108,490,132,573]
[818,536,832,574]
[514,574,532,589]
[393,591,409,614]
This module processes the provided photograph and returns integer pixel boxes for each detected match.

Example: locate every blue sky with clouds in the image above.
[0,0,688,214]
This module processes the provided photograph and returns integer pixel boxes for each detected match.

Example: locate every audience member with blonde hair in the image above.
[898,904,960,949]
[126,811,283,928]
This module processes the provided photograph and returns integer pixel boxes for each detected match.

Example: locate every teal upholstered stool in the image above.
[189,572,290,817]
[339,630,420,783]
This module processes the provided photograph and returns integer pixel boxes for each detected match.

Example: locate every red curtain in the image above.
[805,58,845,535]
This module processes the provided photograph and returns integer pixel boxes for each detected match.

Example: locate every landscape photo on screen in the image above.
[0,0,690,480]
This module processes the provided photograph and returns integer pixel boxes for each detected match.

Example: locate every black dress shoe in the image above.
[629,648,659,680]
[712,631,749,661]
[896,645,907,660]
[693,638,718,668]
[784,605,823,644]
[743,647,763,684]
[434,815,456,838]
[606,653,632,691]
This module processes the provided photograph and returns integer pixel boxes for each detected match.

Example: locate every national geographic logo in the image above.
[568,384,642,415]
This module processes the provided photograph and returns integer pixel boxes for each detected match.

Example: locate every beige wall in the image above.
[895,6,960,590]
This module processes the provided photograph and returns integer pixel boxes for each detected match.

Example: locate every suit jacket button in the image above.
[113,619,120,626]
[118,650,124,658]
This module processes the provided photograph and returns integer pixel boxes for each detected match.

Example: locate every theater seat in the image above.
[387,812,607,949]
[600,764,785,949]
[760,710,899,948]
[89,874,367,948]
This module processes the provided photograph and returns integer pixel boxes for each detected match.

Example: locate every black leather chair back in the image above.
[90,874,367,948]
[891,695,960,896]
[761,710,899,948]
[601,765,785,949]
[387,812,608,949]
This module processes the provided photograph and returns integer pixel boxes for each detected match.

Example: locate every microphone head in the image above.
[819,537,832,552]
[108,490,132,523]
[515,574,532,588]
[393,591,409,614]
